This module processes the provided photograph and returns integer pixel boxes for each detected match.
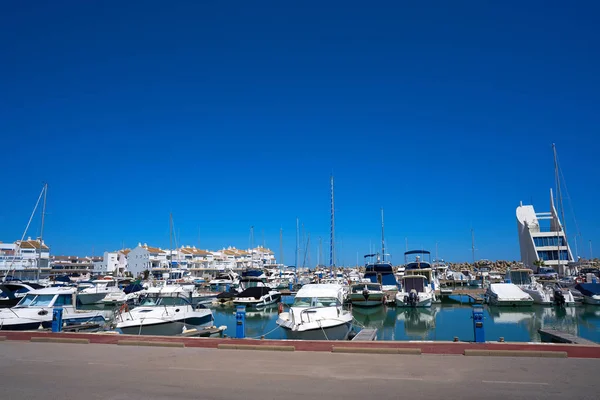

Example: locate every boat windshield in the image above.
[16,294,55,307]
[292,297,340,307]
[139,295,189,306]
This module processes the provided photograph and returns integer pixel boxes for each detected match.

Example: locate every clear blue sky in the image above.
[1,1,598,264]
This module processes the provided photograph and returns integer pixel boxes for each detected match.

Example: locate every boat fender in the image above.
[118,303,129,314]
[278,302,284,314]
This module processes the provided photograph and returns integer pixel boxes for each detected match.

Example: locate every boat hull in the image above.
[583,296,600,305]
[232,293,281,308]
[349,293,384,307]
[118,315,214,336]
[396,297,433,308]
[279,321,352,341]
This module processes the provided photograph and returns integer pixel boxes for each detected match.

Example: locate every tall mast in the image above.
[295,218,299,270]
[169,213,173,271]
[37,183,48,281]
[318,237,323,267]
[381,208,385,262]
[553,143,568,265]
[330,175,335,273]
[471,228,475,265]
[279,228,283,267]
[250,226,255,268]
[590,240,594,261]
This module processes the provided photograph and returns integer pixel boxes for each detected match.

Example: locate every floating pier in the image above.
[538,329,598,346]
[352,328,377,341]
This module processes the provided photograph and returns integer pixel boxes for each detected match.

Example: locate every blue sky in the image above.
[1,1,598,264]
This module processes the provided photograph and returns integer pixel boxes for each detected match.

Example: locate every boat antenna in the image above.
[330,175,335,274]
[279,227,284,267]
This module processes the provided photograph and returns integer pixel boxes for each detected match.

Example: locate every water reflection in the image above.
[396,308,438,339]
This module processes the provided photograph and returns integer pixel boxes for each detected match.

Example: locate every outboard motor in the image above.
[362,289,369,300]
[554,289,565,307]
[407,289,418,307]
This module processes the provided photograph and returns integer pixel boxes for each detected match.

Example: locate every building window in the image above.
[534,237,566,247]
[537,250,570,261]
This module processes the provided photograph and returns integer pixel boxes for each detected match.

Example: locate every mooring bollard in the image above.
[472,305,485,343]
[52,307,63,333]
[235,305,246,339]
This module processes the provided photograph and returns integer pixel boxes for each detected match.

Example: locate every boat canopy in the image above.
[236,287,272,299]
[404,250,431,255]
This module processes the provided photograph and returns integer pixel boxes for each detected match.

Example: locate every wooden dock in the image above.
[538,329,598,346]
[352,328,377,341]
[438,288,486,303]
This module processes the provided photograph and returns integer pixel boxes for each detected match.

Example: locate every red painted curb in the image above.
[1,331,599,358]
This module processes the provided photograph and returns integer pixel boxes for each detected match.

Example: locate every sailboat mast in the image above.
[471,228,475,265]
[169,213,173,271]
[553,143,568,265]
[330,175,335,274]
[37,183,47,281]
[381,208,385,262]
[295,218,299,271]
[279,228,283,267]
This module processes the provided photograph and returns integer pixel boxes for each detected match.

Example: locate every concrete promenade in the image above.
[1,341,599,400]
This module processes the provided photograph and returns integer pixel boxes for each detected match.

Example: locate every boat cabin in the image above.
[507,269,533,285]
[292,284,344,307]
[400,275,428,293]
[350,283,382,294]
[15,287,76,308]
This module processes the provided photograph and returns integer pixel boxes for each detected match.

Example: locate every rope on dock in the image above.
[249,324,281,339]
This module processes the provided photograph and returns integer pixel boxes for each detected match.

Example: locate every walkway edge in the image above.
[332,346,421,355]
[31,337,90,344]
[464,349,568,358]
[118,340,185,348]
[218,344,295,351]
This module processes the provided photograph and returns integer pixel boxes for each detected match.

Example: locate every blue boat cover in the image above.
[575,283,600,297]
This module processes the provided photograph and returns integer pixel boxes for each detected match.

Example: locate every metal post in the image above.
[472,305,485,343]
[235,305,246,339]
[52,307,63,333]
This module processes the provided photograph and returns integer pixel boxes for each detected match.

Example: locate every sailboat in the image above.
[363,209,397,291]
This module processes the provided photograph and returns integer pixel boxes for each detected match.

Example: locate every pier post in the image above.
[472,305,485,343]
[52,307,63,333]
[235,305,246,339]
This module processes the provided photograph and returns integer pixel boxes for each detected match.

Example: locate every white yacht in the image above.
[574,283,600,305]
[116,286,213,336]
[209,270,239,291]
[77,279,122,305]
[396,275,435,307]
[0,287,106,330]
[349,283,384,307]
[233,278,281,308]
[486,283,534,306]
[508,268,575,306]
[276,284,352,340]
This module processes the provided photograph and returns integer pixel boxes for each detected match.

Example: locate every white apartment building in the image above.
[0,238,50,275]
[127,243,168,277]
[516,189,574,274]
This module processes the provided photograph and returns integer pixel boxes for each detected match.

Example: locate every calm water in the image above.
[210,296,600,343]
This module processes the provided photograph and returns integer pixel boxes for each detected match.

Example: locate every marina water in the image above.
[209,297,600,343]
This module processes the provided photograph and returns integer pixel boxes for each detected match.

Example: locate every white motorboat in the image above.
[233,286,281,308]
[396,275,435,307]
[348,283,384,307]
[486,283,534,306]
[508,269,575,306]
[0,287,106,330]
[101,282,145,305]
[233,276,281,308]
[209,270,239,291]
[0,282,46,309]
[276,284,352,340]
[77,279,122,305]
[116,286,213,336]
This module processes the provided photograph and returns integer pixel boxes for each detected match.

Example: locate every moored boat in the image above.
[486,283,534,306]
[276,284,352,340]
[349,283,384,307]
